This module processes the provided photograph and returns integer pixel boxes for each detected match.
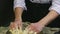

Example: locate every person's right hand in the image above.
[9,20,22,30]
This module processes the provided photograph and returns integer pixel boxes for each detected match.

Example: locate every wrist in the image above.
[14,18,22,22]
[13,17,22,23]
[37,22,46,27]
[38,19,48,26]
[38,15,51,26]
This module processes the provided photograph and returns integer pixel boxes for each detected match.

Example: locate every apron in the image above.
[22,0,51,22]
[22,0,60,27]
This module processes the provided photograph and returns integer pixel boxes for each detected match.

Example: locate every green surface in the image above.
[0,27,9,34]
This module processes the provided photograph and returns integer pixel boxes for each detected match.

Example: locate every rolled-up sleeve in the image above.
[49,0,60,14]
[14,0,27,10]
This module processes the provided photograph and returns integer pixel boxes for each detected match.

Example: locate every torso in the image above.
[22,0,60,28]
[24,0,51,22]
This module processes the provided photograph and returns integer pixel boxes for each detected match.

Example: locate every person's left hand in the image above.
[26,22,45,34]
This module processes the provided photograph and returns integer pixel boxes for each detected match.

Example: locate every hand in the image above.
[9,20,22,30]
[26,22,45,34]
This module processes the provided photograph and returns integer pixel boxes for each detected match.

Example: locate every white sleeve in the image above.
[49,0,60,14]
[14,0,27,10]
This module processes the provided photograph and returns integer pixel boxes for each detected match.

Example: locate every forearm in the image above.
[38,10,59,26]
[14,7,23,21]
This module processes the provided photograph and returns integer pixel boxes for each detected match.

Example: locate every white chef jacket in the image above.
[14,0,60,14]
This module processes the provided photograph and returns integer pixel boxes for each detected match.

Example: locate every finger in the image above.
[28,26,38,32]
[18,22,22,29]
[15,23,18,29]
[9,22,18,30]
[9,22,14,30]
[25,23,32,29]
[26,26,34,32]
[25,25,31,30]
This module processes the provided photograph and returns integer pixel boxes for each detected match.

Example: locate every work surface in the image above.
[0,27,8,34]
[0,22,60,34]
